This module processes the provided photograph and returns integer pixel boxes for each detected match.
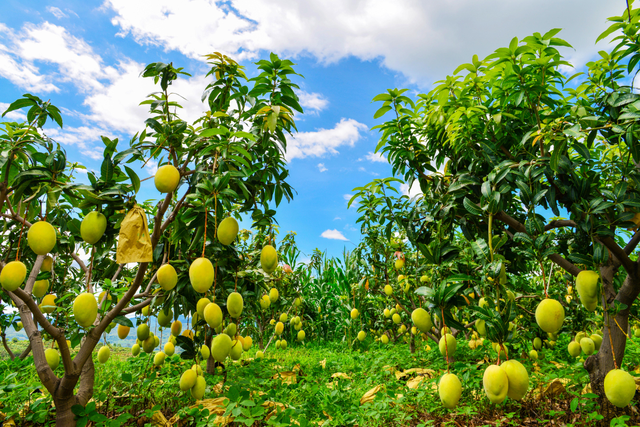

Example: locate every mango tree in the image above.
[371,6,640,402]
[0,51,304,426]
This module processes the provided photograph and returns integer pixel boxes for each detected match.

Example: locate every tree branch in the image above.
[1,333,15,360]
[494,210,582,276]
[624,229,640,255]
[599,236,637,278]
[544,219,577,231]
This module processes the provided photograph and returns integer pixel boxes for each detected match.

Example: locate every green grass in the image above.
[0,334,638,426]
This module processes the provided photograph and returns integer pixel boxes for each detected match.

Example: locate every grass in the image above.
[0,333,639,426]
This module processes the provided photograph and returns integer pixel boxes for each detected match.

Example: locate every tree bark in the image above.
[1,333,15,360]
[584,268,640,403]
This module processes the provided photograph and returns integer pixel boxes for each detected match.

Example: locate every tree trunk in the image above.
[53,395,78,427]
[1,333,15,360]
[409,332,415,354]
[585,269,639,403]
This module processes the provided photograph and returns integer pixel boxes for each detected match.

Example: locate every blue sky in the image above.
[0,0,622,261]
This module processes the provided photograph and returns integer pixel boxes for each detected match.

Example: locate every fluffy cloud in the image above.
[105,0,619,85]
[286,118,368,161]
[400,181,423,199]
[0,21,211,154]
[320,229,349,241]
[0,102,27,120]
[362,151,387,163]
[317,163,327,172]
[47,6,67,19]
[297,90,328,113]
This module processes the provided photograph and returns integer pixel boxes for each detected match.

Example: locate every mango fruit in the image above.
[580,337,595,355]
[131,343,141,356]
[260,294,271,309]
[171,320,182,337]
[535,298,564,334]
[197,297,211,317]
[153,351,166,366]
[483,364,509,404]
[501,359,529,400]
[73,293,97,328]
[576,270,599,311]
[189,257,214,293]
[155,164,180,193]
[32,279,49,298]
[217,217,239,245]
[242,336,253,351]
[439,373,462,409]
[411,308,432,333]
[568,341,581,357]
[604,369,636,407]
[439,334,457,357]
[261,245,278,274]
[45,348,60,370]
[41,294,56,314]
[227,292,243,318]
[204,303,223,328]
[41,255,53,272]
[357,331,366,341]
[97,346,111,364]
[229,340,243,360]
[164,342,175,356]
[350,308,359,319]
[158,308,173,327]
[191,376,206,399]
[28,221,56,255]
[157,264,178,291]
[0,260,27,291]
[297,330,306,341]
[117,325,130,339]
[269,288,279,302]
[180,369,198,391]
[211,334,232,363]
[275,321,284,335]
[81,211,107,245]
[137,323,150,341]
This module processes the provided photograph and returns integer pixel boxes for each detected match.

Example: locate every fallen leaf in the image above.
[360,385,384,405]
[331,372,351,380]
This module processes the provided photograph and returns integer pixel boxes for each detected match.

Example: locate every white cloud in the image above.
[320,229,349,241]
[317,163,327,172]
[47,6,67,19]
[363,151,387,163]
[286,118,368,161]
[0,102,27,120]
[145,159,159,176]
[15,22,120,93]
[343,194,352,201]
[297,90,328,113]
[400,181,422,198]
[333,216,341,220]
[105,0,619,86]
[358,166,366,172]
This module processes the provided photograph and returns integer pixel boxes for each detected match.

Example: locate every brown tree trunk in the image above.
[19,342,32,360]
[1,333,15,360]
[584,269,639,404]
[53,394,78,427]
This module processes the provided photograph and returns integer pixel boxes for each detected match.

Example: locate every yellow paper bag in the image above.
[117,205,153,263]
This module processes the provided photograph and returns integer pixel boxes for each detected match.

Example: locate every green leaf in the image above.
[2,97,36,117]
[124,166,140,194]
[372,93,393,102]
[200,127,229,137]
[373,105,392,119]
[112,315,133,328]
[463,197,483,216]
